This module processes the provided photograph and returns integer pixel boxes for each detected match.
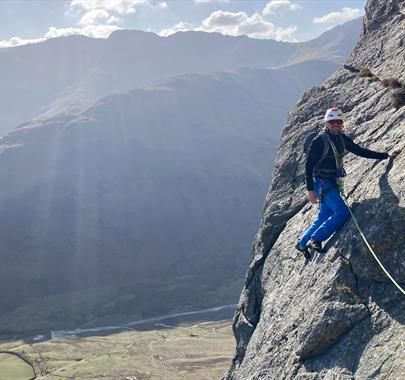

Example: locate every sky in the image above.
[0,0,366,48]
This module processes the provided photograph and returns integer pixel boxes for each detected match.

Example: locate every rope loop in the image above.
[342,194,405,297]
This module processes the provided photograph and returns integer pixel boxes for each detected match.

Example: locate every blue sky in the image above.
[0,0,366,47]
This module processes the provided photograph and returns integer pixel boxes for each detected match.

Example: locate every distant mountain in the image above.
[287,18,363,64]
[0,61,339,335]
[0,19,362,135]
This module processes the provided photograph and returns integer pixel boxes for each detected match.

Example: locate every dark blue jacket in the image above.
[306,131,389,191]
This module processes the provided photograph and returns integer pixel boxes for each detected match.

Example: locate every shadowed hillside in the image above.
[0,62,339,337]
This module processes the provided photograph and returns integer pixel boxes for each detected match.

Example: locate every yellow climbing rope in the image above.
[342,193,405,297]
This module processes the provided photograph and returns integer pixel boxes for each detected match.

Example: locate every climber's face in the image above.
[325,119,343,135]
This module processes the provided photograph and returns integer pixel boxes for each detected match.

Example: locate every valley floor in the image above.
[0,319,234,380]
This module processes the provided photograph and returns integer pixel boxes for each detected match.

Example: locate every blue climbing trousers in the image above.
[299,178,350,247]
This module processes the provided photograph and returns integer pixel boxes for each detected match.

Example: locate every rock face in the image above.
[226,1,405,379]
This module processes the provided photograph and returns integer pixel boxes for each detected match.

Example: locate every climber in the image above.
[296,107,401,257]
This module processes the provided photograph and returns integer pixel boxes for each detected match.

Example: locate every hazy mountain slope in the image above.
[226,1,404,379]
[288,17,362,65]
[38,59,341,123]
[0,20,361,135]
[0,62,338,336]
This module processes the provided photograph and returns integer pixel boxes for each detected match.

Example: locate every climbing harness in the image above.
[318,178,338,203]
[341,192,405,296]
[324,133,346,178]
[317,133,345,201]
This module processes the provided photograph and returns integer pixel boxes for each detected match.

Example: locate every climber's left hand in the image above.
[388,149,402,159]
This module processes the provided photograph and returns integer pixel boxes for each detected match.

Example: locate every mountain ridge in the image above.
[0,19,361,135]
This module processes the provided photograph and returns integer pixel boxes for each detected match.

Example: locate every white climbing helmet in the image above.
[324,107,344,122]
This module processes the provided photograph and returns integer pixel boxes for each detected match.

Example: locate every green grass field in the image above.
[0,320,235,380]
[0,353,35,380]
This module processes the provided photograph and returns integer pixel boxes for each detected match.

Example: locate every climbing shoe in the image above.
[295,242,311,260]
[307,239,323,253]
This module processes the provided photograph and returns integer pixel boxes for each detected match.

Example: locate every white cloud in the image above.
[196,10,298,41]
[107,16,123,24]
[1,0,169,49]
[67,1,155,39]
[0,36,46,48]
[70,0,150,15]
[71,0,166,28]
[159,10,298,41]
[159,22,194,37]
[79,9,110,26]
[193,0,230,3]
[45,25,122,39]
[0,24,122,48]
[201,11,246,28]
[313,7,362,24]
[193,0,209,2]
[262,0,301,15]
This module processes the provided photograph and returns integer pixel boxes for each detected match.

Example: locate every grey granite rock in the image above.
[225,1,405,379]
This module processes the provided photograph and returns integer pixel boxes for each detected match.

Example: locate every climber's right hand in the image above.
[308,191,319,204]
